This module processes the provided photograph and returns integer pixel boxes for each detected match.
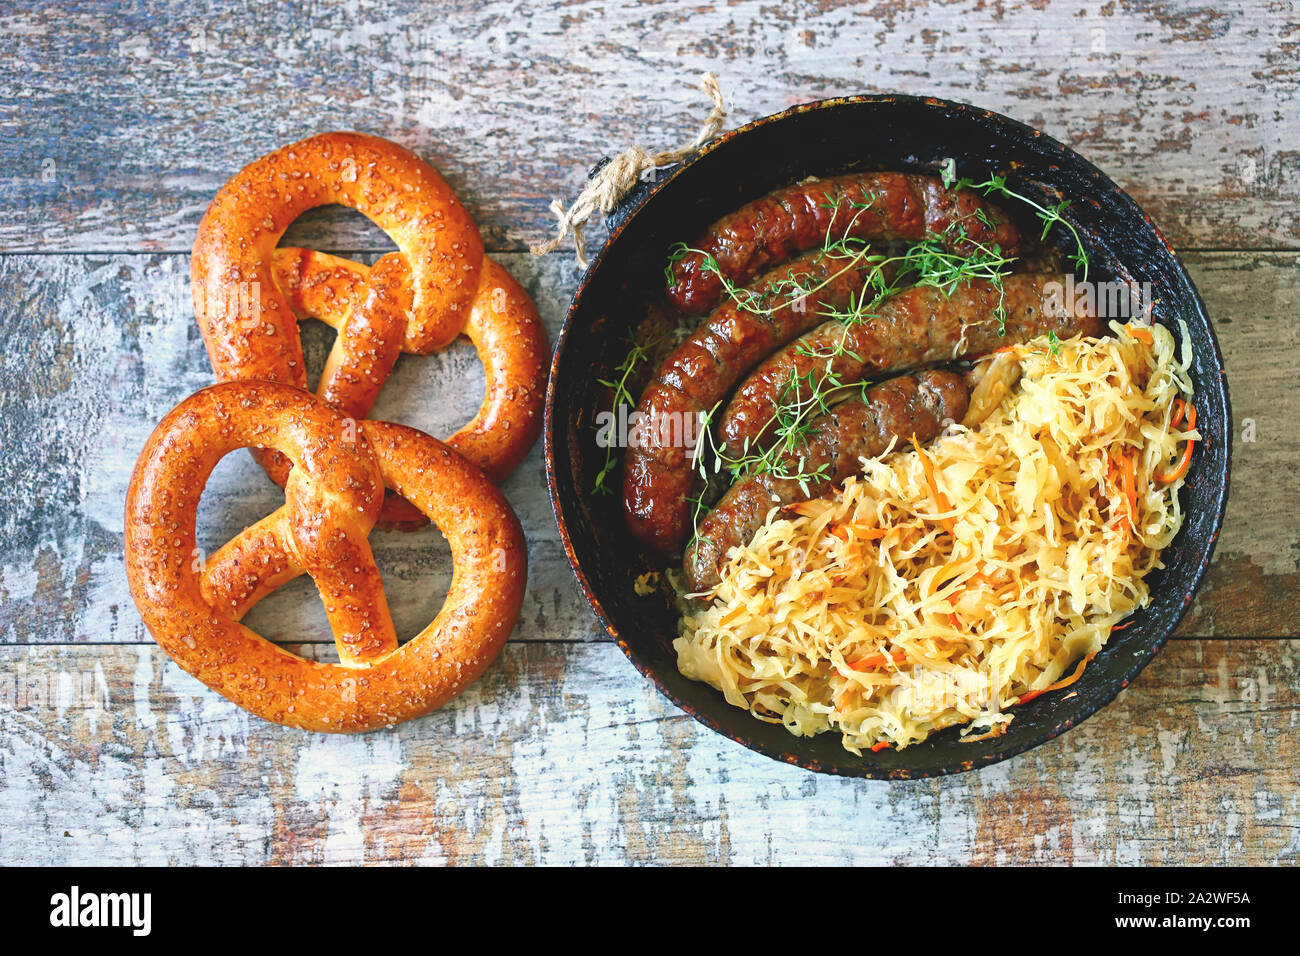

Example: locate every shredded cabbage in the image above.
[674,325,1198,753]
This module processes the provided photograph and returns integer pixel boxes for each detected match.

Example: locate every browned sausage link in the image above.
[666,173,1021,314]
[719,273,1103,453]
[622,249,886,554]
[684,370,970,592]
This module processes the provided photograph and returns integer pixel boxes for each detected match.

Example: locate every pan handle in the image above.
[541,74,726,267]
[593,156,684,237]
[529,154,686,269]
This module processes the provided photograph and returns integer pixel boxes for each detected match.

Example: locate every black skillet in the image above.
[544,94,1231,778]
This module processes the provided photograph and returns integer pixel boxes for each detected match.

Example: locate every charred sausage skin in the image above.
[683,369,970,592]
[667,172,1021,315]
[622,249,886,554]
[718,274,1102,453]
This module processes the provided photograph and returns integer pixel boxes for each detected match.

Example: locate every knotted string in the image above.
[530,72,727,270]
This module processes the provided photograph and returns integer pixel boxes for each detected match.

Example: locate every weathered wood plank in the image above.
[0,0,1296,253]
[0,639,1295,865]
[3,0,1293,869]
[0,251,1293,645]
[1175,250,1300,637]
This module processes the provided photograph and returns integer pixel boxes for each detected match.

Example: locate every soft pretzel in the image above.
[124,380,527,732]
[191,131,547,523]
[270,246,547,482]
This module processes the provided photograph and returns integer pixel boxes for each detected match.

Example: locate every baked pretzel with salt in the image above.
[191,131,547,524]
[125,381,526,732]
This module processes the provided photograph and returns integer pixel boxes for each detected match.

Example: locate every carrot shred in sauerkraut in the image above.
[673,324,1199,754]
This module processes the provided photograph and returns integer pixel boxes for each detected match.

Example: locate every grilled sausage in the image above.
[622,248,889,554]
[667,172,1020,314]
[718,273,1102,453]
[683,370,970,592]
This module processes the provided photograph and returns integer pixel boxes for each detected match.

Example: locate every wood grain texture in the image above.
[0,0,1296,253]
[0,639,1295,865]
[0,251,1293,648]
[1174,251,1300,638]
[3,0,1297,866]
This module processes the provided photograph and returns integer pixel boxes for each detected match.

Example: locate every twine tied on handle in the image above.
[529,72,727,270]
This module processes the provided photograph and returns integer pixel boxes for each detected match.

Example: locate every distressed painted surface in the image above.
[0,640,1295,865]
[0,252,1294,647]
[2,0,1297,865]
[0,0,1297,253]
[1173,252,1300,638]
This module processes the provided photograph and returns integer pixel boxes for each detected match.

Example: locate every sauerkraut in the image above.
[674,323,1198,753]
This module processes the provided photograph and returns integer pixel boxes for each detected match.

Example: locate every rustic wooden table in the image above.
[1,0,1296,865]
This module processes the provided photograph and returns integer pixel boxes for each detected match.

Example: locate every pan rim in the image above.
[544,92,1232,778]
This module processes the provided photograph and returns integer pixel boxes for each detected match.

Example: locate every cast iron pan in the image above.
[545,94,1231,778]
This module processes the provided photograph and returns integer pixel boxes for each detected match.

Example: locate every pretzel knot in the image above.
[191,131,547,526]
[124,381,527,732]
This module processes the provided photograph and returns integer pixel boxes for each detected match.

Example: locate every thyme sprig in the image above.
[676,231,1013,533]
[940,157,1090,282]
[599,165,1094,537]
[593,334,660,495]
[665,199,885,319]
[687,228,1018,502]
